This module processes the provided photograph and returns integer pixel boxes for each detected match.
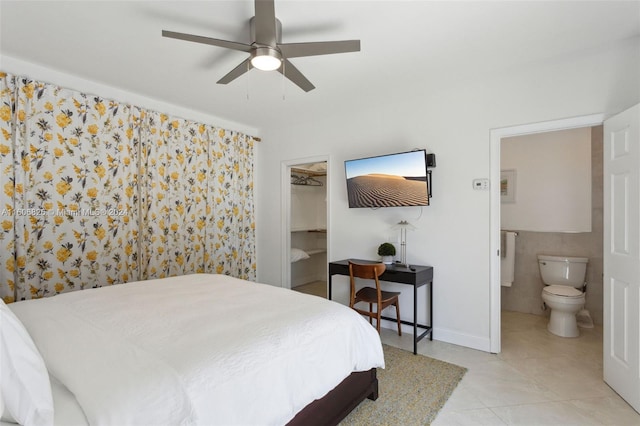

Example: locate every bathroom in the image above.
[500,125,604,329]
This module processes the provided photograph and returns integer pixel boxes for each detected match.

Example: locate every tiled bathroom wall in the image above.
[501,126,603,325]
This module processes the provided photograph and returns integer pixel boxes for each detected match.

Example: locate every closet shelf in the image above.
[305,249,327,256]
[291,228,327,233]
[291,167,326,177]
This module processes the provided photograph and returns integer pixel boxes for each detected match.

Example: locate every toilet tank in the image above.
[537,255,588,288]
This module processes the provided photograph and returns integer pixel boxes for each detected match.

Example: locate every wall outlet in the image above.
[473,178,490,190]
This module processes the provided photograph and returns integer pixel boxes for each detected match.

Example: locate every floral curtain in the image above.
[0,73,17,302]
[1,74,140,301]
[139,111,210,279]
[206,128,256,280]
[0,72,256,303]
[139,112,256,281]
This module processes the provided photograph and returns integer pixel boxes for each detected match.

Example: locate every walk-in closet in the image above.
[290,162,327,298]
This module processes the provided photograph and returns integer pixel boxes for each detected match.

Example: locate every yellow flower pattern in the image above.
[0,72,256,302]
[0,74,16,303]
[1,74,140,300]
[139,111,255,281]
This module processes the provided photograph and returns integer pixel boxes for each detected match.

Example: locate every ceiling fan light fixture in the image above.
[162,0,360,91]
[251,47,282,71]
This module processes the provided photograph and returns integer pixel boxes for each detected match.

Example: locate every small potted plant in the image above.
[377,242,396,265]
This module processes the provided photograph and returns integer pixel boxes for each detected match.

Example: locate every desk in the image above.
[328,259,433,354]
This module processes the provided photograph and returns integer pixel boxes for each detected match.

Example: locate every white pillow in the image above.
[0,299,54,426]
[290,248,310,263]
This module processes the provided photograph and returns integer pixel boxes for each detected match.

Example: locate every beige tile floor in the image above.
[292,280,327,298]
[379,310,640,425]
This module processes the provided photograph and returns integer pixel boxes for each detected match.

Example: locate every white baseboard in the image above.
[379,320,492,353]
[431,326,492,352]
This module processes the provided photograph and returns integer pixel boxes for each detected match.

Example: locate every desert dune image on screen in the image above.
[345,151,429,208]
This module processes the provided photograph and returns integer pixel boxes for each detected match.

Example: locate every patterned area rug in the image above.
[340,344,467,425]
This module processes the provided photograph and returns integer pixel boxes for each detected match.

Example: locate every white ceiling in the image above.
[1,1,639,131]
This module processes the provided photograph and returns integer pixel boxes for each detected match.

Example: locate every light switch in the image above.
[473,178,490,190]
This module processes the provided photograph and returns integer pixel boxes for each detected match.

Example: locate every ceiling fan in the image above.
[162,0,360,92]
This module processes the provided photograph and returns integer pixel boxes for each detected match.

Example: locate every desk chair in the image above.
[348,261,402,336]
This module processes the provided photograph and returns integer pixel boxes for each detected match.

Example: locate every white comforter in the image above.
[9,274,384,426]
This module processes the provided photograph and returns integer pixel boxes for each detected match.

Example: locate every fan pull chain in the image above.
[246,61,250,101]
[281,60,286,101]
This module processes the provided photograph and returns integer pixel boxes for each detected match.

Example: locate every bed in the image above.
[0,274,384,425]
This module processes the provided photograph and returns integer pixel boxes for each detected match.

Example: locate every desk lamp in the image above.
[392,220,416,268]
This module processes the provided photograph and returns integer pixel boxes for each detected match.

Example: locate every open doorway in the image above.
[500,127,602,321]
[491,107,640,413]
[489,114,605,352]
[281,156,330,297]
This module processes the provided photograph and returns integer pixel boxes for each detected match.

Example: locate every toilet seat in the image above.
[543,285,583,298]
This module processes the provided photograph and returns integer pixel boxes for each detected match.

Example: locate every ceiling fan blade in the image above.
[279,59,315,92]
[278,40,360,58]
[162,30,252,53]
[217,58,253,85]
[253,0,277,45]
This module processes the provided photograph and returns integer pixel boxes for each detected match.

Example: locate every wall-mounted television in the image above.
[344,149,430,208]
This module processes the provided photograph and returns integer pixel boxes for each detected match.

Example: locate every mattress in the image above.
[8,274,384,425]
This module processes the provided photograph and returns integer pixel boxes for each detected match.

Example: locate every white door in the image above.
[604,103,640,412]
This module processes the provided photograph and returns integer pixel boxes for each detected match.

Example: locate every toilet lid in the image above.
[543,285,583,298]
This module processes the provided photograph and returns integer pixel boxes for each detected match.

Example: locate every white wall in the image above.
[501,127,592,232]
[256,37,640,351]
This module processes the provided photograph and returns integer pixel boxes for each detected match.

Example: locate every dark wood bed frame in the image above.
[286,368,378,426]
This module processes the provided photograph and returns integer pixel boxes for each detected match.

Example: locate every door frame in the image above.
[281,155,330,289]
[489,113,605,353]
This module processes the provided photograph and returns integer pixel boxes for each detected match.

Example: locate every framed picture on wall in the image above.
[500,169,516,203]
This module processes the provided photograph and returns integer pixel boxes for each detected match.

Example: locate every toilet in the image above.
[538,255,588,338]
